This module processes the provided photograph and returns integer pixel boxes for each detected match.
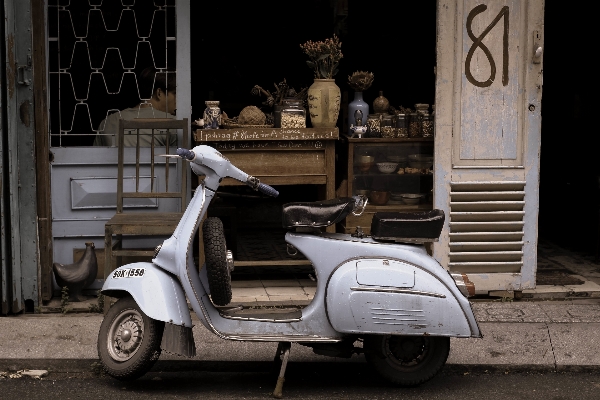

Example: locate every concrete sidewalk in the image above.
[4,239,600,375]
[3,300,600,374]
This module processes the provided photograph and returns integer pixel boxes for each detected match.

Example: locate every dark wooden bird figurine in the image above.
[53,242,98,302]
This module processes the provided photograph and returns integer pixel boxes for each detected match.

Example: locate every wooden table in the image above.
[194,128,338,195]
[194,127,339,266]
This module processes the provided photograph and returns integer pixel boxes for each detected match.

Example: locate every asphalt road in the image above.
[1,363,599,400]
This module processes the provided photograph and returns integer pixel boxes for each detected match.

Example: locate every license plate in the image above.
[112,268,145,279]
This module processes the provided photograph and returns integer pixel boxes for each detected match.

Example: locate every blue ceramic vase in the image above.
[348,92,369,129]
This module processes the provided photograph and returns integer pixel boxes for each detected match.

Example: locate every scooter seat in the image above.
[282,197,356,229]
[370,209,445,243]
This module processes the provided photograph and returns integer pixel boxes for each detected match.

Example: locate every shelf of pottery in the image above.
[341,135,434,235]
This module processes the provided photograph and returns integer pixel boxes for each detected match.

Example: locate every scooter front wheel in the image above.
[364,334,450,386]
[203,217,232,306]
[97,296,164,380]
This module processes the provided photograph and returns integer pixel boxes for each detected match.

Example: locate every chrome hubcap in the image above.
[386,336,428,367]
[107,309,144,362]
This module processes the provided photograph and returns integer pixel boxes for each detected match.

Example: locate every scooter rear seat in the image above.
[370,210,445,243]
[282,197,356,228]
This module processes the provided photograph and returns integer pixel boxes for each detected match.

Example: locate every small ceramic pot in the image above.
[370,191,390,205]
[358,155,375,172]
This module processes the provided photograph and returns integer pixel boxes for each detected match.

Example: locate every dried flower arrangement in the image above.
[348,71,374,92]
[251,79,308,108]
[300,35,343,79]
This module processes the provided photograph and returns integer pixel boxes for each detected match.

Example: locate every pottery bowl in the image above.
[401,193,424,205]
[408,154,434,169]
[360,155,375,163]
[390,192,404,201]
[376,162,398,174]
[355,189,371,197]
[387,155,407,163]
[370,191,390,205]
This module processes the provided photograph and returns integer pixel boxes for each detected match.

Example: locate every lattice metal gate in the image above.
[47,0,190,298]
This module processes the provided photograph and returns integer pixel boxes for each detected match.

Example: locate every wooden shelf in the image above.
[344,136,435,235]
[344,135,433,143]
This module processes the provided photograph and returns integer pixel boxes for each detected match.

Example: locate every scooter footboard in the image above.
[326,258,480,337]
[102,262,192,327]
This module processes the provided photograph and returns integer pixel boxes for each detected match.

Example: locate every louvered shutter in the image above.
[433,0,544,294]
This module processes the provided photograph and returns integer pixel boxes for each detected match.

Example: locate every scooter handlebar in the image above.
[176,148,195,160]
[258,182,279,198]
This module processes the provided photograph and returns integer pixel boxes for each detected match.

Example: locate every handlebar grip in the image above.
[176,148,195,160]
[258,183,279,198]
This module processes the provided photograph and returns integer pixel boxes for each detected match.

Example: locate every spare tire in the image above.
[202,217,232,306]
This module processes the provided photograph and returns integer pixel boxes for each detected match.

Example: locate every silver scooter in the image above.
[97,145,481,396]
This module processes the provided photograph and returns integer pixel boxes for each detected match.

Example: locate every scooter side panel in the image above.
[326,259,473,337]
[289,233,480,337]
[102,262,192,327]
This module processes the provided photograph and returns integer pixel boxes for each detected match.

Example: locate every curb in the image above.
[3,359,600,375]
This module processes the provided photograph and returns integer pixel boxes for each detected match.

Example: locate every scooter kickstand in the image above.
[272,342,291,399]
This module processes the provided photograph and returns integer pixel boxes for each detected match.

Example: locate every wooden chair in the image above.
[104,118,189,283]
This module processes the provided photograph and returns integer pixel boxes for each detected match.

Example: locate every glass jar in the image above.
[380,115,395,138]
[421,113,434,138]
[274,98,300,128]
[394,114,408,138]
[408,112,422,138]
[366,114,381,137]
[280,100,306,128]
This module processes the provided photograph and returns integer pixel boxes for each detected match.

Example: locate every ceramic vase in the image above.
[307,79,341,128]
[348,91,369,128]
[373,91,390,114]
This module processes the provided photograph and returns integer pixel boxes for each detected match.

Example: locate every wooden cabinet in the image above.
[342,136,434,235]
[193,127,339,267]
[194,128,337,198]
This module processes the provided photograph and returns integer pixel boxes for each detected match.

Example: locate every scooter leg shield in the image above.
[102,262,192,328]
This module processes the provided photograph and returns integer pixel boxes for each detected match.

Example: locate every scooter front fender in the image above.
[101,262,192,327]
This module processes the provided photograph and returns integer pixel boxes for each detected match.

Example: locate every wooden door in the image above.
[433,0,544,294]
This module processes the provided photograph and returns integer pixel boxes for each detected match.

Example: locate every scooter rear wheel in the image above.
[203,217,232,306]
[364,334,450,386]
[97,296,164,380]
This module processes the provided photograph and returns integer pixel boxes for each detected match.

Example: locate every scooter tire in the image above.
[97,296,164,381]
[203,217,232,306]
[364,334,450,386]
